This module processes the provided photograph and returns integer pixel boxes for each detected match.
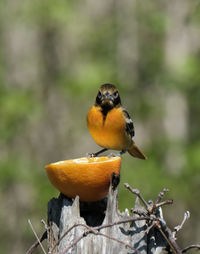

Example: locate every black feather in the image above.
[123,109,135,138]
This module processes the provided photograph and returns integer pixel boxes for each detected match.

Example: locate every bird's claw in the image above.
[86,152,97,158]
[108,150,126,158]
[108,152,120,158]
[120,150,126,156]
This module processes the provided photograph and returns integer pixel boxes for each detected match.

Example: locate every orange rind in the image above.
[45,156,121,202]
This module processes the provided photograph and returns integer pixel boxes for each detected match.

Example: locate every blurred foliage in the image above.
[0,0,200,253]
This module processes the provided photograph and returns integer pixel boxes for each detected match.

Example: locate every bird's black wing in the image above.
[122,108,135,138]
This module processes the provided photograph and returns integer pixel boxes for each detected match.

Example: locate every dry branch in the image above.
[27,179,199,254]
[46,180,171,254]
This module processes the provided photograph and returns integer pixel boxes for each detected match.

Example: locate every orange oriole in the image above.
[87,83,147,159]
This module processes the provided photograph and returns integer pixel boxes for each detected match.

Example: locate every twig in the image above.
[157,225,182,254]
[124,183,149,210]
[60,223,140,254]
[96,231,140,253]
[61,233,84,254]
[62,232,139,254]
[26,231,47,254]
[156,188,169,204]
[155,199,173,208]
[51,216,153,252]
[50,223,82,253]
[150,199,173,213]
[94,216,151,231]
[124,184,183,254]
[46,184,197,254]
[143,221,155,235]
[125,183,173,214]
[182,244,200,253]
[27,219,47,254]
[131,209,147,217]
[54,215,183,254]
[41,219,48,231]
[173,211,190,238]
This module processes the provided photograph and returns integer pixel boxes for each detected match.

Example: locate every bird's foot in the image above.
[108,150,126,158]
[86,148,108,158]
[108,152,120,158]
[120,150,126,156]
[86,152,97,158]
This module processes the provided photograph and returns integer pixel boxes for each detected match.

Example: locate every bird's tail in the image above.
[128,142,147,160]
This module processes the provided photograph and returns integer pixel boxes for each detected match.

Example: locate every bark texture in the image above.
[47,185,169,254]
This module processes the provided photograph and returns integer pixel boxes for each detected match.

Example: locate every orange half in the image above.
[45,156,121,202]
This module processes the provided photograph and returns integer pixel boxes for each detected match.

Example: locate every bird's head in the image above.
[95,83,121,110]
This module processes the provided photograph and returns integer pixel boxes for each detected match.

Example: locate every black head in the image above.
[95,83,121,110]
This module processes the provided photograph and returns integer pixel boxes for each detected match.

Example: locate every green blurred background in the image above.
[0,0,200,253]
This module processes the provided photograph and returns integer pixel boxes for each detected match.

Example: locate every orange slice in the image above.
[45,156,121,202]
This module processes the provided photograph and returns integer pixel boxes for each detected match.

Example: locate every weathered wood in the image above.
[47,184,169,254]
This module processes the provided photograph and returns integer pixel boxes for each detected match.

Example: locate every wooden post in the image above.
[47,184,169,254]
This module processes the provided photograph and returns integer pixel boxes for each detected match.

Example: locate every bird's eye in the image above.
[113,91,118,98]
[97,91,102,98]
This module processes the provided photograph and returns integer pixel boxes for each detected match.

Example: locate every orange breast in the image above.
[87,106,131,150]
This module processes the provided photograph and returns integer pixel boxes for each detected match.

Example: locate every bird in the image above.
[87,83,147,159]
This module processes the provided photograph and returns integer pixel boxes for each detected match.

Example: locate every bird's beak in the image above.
[102,94,114,107]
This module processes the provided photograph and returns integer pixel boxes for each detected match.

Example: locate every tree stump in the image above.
[47,183,170,254]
